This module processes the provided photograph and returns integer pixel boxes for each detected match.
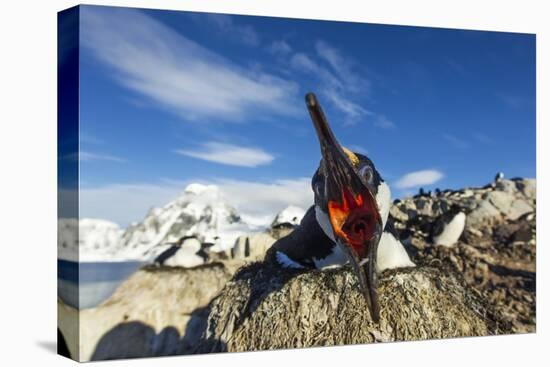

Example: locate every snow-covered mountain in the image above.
[118,183,260,260]
[58,218,124,262]
[58,183,271,262]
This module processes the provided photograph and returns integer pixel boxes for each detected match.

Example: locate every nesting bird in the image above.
[153,235,208,268]
[430,205,466,247]
[266,93,414,322]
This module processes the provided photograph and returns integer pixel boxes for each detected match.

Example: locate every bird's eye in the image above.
[359,165,373,184]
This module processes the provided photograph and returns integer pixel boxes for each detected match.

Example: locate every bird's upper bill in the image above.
[305,93,383,259]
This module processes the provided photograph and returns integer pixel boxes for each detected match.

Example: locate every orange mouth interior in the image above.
[328,187,379,258]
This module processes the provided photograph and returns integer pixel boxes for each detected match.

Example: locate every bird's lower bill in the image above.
[327,187,380,258]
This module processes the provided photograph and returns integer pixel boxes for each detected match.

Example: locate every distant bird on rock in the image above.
[430,205,466,247]
[153,235,207,268]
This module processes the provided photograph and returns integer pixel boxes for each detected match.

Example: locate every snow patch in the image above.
[271,205,306,227]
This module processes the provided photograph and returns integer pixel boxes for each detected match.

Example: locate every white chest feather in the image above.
[376,181,391,229]
[433,212,466,247]
[376,231,415,272]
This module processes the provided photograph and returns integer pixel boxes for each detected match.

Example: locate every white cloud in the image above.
[78,182,186,227]
[268,40,292,55]
[291,53,322,74]
[175,142,275,167]
[473,132,494,144]
[394,169,444,189]
[216,178,313,223]
[443,134,470,149]
[80,151,126,163]
[290,53,344,93]
[374,114,396,129]
[323,89,372,122]
[62,151,126,163]
[289,43,391,127]
[290,52,369,124]
[79,178,313,227]
[315,40,369,93]
[81,7,299,122]
[201,14,260,46]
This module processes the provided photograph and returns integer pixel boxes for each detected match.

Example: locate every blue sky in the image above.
[75,5,535,227]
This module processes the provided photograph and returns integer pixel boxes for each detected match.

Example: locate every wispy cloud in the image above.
[289,51,369,123]
[315,40,369,93]
[175,142,275,167]
[78,182,186,227]
[201,14,260,46]
[324,89,372,122]
[80,152,126,163]
[374,114,396,129]
[81,7,299,123]
[289,41,393,127]
[443,134,470,149]
[216,178,312,224]
[473,132,494,144]
[63,151,126,163]
[394,169,444,189]
[290,53,343,90]
[268,40,292,56]
[79,178,312,227]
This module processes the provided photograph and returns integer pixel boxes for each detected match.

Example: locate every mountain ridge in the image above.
[58,183,305,262]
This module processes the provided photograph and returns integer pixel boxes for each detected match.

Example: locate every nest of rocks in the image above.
[196,263,509,353]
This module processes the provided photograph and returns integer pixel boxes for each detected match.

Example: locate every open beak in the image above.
[305,92,383,322]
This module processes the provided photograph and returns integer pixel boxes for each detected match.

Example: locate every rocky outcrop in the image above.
[58,261,244,361]
[390,178,535,237]
[197,264,507,353]
[391,178,536,333]
[231,232,276,261]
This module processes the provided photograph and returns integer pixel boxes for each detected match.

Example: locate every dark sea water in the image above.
[58,259,144,309]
